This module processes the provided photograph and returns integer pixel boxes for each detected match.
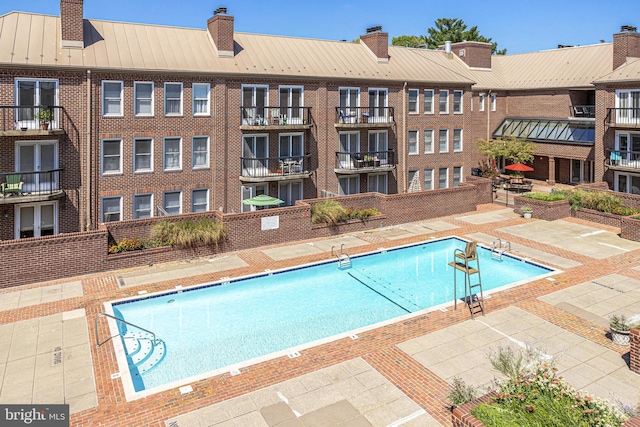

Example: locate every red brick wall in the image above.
[207,14,234,54]
[451,391,497,427]
[360,31,389,60]
[60,0,84,43]
[513,196,571,221]
[451,42,492,69]
[613,31,640,70]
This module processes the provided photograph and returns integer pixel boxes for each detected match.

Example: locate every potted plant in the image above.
[610,314,631,345]
[363,155,373,167]
[521,206,533,219]
[38,108,54,130]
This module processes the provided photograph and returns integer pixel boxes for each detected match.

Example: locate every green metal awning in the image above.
[492,118,595,145]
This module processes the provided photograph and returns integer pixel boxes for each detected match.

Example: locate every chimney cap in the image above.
[214,7,227,15]
[621,25,637,33]
[366,25,383,34]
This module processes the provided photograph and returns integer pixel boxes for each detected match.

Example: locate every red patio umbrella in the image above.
[504,163,534,172]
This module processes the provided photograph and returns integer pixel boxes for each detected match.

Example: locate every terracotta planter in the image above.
[611,327,630,345]
[40,122,49,130]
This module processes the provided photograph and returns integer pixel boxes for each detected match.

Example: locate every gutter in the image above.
[401,82,407,193]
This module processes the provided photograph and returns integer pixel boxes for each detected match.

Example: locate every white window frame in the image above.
[424,89,434,114]
[192,136,210,169]
[191,188,209,212]
[453,129,463,152]
[338,176,360,195]
[163,191,182,215]
[163,137,182,171]
[192,83,210,116]
[453,166,463,187]
[134,82,154,116]
[101,138,122,175]
[614,171,640,194]
[279,86,305,124]
[368,130,389,164]
[424,129,434,154]
[438,167,449,189]
[453,90,463,114]
[368,87,389,122]
[15,78,60,126]
[242,84,269,124]
[368,173,388,194]
[479,93,486,112]
[133,193,153,219]
[241,183,267,212]
[408,89,419,114]
[164,82,183,116]
[439,89,449,114]
[133,138,153,173]
[408,130,419,155]
[102,80,123,117]
[338,87,360,122]
[423,168,434,190]
[490,93,497,111]
[101,196,122,223]
[439,129,449,153]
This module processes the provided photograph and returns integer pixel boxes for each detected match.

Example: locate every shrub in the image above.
[521,192,568,202]
[447,376,478,407]
[108,237,163,254]
[151,218,226,248]
[311,200,347,225]
[609,314,631,332]
[344,207,382,220]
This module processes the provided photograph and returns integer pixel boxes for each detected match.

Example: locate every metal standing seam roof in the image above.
[593,57,640,83]
[493,117,595,145]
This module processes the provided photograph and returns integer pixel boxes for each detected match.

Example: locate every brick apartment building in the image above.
[0,0,640,241]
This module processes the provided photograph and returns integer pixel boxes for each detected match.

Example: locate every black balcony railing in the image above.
[606,108,640,127]
[570,105,595,118]
[606,149,640,169]
[335,107,395,125]
[240,107,312,126]
[0,106,66,132]
[335,150,395,171]
[0,169,63,198]
[240,154,311,179]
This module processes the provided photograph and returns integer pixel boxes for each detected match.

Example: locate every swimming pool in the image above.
[107,237,556,399]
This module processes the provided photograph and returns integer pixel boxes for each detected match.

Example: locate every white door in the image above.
[338,132,359,168]
[241,184,267,212]
[16,141,58,193]
[242,135,268,176]
[15,202,57,239]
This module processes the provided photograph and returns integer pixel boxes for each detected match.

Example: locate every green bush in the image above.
[108,237,162,254]
[447,376,478,407]
[151,218,226,248]
[521,192,568,202]
[523,189,638,215]
[311,200,382,225]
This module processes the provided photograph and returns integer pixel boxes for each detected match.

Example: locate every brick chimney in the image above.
[207,7,234,57]
[450,41,492,69]
[613,25,640,69]
[361,26,389,63]
[60,0,84,48]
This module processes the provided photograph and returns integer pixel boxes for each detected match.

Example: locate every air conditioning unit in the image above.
[459,49,466,57]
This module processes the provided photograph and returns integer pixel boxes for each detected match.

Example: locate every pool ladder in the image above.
[491,238,511,260]
[331,244,351,269]
[448,241,485,319]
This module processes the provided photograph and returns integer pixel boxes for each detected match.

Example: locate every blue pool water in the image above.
[112,237,553,393]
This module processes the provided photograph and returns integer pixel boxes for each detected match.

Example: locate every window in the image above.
[339,87,360,122]
[368,88,388,122]
[368,131,388,164]
[102,196,122,222]
[164,83,183,115]
[453,166,462,187]
[191,189,209,212]
[242,85,269,124]
[423,168,434,190]
[279,134,304,158]
[424,90,434,114]
[439,90,449,114]
[368,173,388,194]
[279,86,304,124]
[338,176,359,195]
[133,194,153,219]
[479,94,486,112]
[453,90,463,114]
[453,129,463,152]
[192,136,209,169]
[408,130,419,155]
[134,82,153,116]
[192,83,210,116]
[424,129,434,154]
[278,181,303,206]
[491,94,497,111]
[101,139,122,174]
[439,167,448,189]
[133,138,153,172]
[338,132,359,169]
[15,79,58,122]
[439,129,449,153]
[163,137,182,171]
[408,89,419,114]
[163,191,182,215]
[242,135,268,175]
[408,170,420,192]
[102,81,123,116]
[615,171,640,194]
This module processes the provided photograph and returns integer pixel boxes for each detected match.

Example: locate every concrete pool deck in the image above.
[1,203,640,426]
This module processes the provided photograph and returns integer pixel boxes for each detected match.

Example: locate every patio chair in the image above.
[2,174,23,198]
[610,151,622,165]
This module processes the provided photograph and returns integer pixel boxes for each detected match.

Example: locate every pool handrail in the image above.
[95,312,160,348]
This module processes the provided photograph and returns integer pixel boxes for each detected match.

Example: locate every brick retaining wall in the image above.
[513,196,571,221]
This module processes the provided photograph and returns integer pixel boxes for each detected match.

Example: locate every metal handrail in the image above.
[95,312,159,348]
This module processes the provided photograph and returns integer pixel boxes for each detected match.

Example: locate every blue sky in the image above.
[7,0,639,54]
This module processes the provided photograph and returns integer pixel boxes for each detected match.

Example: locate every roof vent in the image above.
[621,25,637,33]
[459,49,466,57]
[557,44,574,49]
[366,26,382,34]
[444,41,452,54]
[214,7,227,15]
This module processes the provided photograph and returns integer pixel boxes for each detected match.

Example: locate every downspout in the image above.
[486,89,492,141]
[401,82,407,192]
[85,70,92,230]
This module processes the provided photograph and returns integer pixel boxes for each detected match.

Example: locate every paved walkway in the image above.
[1,203,640,427]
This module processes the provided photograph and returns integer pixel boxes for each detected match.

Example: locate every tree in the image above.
[392,18,506,55]
[476,136,535,172]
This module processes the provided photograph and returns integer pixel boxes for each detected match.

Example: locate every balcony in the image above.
[239,154,312,182]
[606,108,640,128]
[334,150,395,174]
[0,169,65,205]
[569,105,595,119]
[0,106,68,136]
[605,149,640,172]
[334,107,395,128]
[240,107,313,131]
